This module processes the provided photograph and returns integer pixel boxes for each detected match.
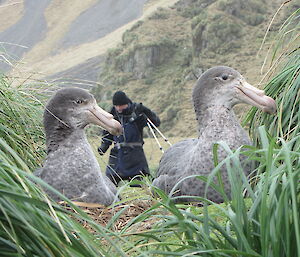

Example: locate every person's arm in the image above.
[98,106,116,155]
[98,130,114,155]
[135,103,161,127]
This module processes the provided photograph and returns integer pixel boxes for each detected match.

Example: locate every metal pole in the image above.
[146,117,172,146]
[147,122,164,153]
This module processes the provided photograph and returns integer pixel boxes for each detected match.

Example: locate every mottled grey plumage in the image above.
[153,66,276,203]
[35,87,122,205]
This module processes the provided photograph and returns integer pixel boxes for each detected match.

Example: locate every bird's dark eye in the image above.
[75,99,84,104]
[222,75,228,80]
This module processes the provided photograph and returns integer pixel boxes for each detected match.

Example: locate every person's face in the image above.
[115,104,129,113]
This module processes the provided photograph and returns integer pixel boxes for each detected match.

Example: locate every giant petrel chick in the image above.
[35,87,122,205]
[153,66,276,203]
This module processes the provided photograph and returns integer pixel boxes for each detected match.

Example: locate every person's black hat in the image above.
[112,91,130,105]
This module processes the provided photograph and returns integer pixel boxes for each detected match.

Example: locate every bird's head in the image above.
[44,87,122,136]
[193,66,276,114]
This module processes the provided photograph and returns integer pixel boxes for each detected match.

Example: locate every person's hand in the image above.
[135,103,145,114]
[98,147,105,156]
[136,103,152,119]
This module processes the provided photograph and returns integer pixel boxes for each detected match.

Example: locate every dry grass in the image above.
[9,0,180,83]
[20,0,97,63]
[63,197,154,232]
[0,0,24,31]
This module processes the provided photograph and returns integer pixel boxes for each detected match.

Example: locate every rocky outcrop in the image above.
[192,13,243,56]
[175,0,217,18]
[190,0,269,57]
[105,40,176,80]
[93,0,287,136]
[217,0,267,26]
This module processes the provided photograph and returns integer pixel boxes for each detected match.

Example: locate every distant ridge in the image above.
[0,0,178,85]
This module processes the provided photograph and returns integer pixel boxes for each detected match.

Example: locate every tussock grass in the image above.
[118,128,300,257]
[244,8,300,145]
[0,5,299,257]
[0,78,141,256]
[0,77,45,169]
[0,139,144,257]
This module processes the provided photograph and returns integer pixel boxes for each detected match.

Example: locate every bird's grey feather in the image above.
[35,87,119,205]
[153,66,254,203]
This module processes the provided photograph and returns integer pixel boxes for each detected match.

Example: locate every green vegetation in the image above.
[176,0,217,18]
[192,13,243,55]
[245,8,300,147]
[0,79,143,256]
[92,0,292,137]
[0,79,45,170]
[2,102,300,256]
[0,2,299,257]
[121,129,300,256]
[149,7,170,20]
[217,0,267,26]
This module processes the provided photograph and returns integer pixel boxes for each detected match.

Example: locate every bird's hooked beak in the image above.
[87,100,122,136]
[236,80,277,114]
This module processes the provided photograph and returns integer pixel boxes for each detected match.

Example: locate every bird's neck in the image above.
[196,105,241,136]
[46,128,86,153]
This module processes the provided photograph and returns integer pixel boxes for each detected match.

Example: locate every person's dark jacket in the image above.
[98,102,160,185]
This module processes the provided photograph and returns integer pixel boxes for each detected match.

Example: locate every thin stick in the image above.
[147,122,164,153]
[146,118,172,146]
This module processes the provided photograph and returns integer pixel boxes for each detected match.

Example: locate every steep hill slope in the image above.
[92,0,295,137]
[0,0,296,137]
[0,0,178,86]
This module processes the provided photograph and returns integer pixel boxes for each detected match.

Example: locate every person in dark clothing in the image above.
[98,91,161,186]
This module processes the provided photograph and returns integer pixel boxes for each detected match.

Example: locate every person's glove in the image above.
[135,103,151,117]
[135,103,145,115]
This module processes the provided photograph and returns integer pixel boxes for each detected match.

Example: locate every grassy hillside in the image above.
[92,0,294,137]
[0,5,299,256]
[0,0,24,31]
[6,0,178,85]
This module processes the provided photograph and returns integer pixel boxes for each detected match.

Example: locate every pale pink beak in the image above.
[237,80,277,114]
[88,100,122,135]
